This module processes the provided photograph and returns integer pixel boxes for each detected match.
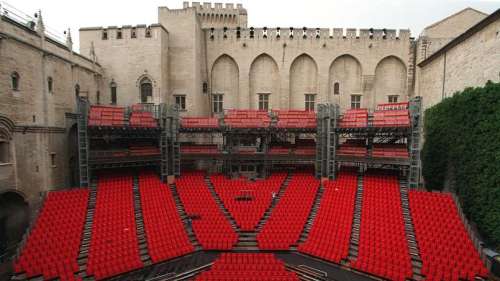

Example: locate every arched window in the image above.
[47,77,53,93]
[334,82,340,95]
[74,84,80,97]
[140,78,152,103]
[11,72,20,91]
[110,81,117,104]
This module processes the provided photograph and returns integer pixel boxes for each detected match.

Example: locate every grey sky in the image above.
[4,0,499,53]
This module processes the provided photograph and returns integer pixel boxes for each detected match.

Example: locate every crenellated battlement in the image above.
[179,2,248,28]
[183,2,246,13]
[206,27,411,41]
[79,24,167,42]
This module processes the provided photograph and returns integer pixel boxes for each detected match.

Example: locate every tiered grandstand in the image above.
[9,97,491,281]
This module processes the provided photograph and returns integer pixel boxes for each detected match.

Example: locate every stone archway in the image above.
[0,191,29,257]
[289,54,318,110]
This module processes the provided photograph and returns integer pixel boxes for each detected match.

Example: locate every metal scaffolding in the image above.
[77,97,90,187]
[408,96,423,188]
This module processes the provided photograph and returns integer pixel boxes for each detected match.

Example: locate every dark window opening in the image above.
[140,78,153,103]
[258,94,269,110]
[11,72,20,91]
[305,94,315,111]
[117,29,122,39]
[74,84,80,97]
[47,77,53,93]
[96,91,100,104]
[145,27,152,38]
[175,95,186,111]
[388,95,399,103]
[213,94,223,113]
[102,30,108,40]
[0,141,9,163]
[110,82,117,104]
[50,153,56,167]
[351,95,361,109]
[334,82,340,95]
[131,28,137,38]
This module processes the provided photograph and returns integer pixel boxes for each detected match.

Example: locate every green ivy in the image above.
[422,81,500,250]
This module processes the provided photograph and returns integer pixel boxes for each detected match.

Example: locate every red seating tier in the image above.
[339,109,368,128]
[181,117,219,129]
[210,173,286,231]
[129,111,157,128]
[409,191,488,280]
[129,146,160,156]
[224,110,271,129]
[194,253,299,281]
[14,190,89,281]
[293,146,316,155]
[257,172,319,250]
[86,174,142,280]
[273,110,316,129]
[376,102,409,111]
[372,144,409,159]
[350,173,412,281]
[337,144,367,157]
[139,171,194,263]
[268,146,291,155]
[88,106,125,127]
[176,172,238,250]
[298,171,357,263]
[373,110,410,127]
[180,145,219,154]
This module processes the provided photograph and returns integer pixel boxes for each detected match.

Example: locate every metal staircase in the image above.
[400,179,424,280]
[295,182,325,246]
[409,97,422,189]
[347,173,364,263]
[77,179,97,279]
[168,183,201,250]
[132,175,152,266]
[76,97,90,187]
[161,104,180,182]
[315,104,339,180]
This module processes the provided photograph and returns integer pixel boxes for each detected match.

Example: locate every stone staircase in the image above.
[76,180,97,279]
[132,175,152,266]
[204,176,246,249]
[346,173,364,263]
[294,182,325,247]
[255,172,292,232]
[168,183,201,250]
[399,179,424,280]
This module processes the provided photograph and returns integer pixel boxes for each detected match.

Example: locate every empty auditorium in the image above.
[1,1,499,281]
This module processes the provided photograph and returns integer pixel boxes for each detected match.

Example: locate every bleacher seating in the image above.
[293,146,316,155]
[373,109,410,128]
[268,146,291,155]
[337,144,367,157]
[88,106,125,127]
[409,191,488,280]
[224,110,271,129]
[180,145,219,155]
[176,172,238,250]
[372,144,409,159]
[376,102,409,111]
[298,170,357,263]
[339,109,368,128]
[139,171,194,263]
[257,172,319,250]
[129,145,160,157]
[210,173,286,231]
[194,253,299,281]
[181,117,219,129]
[14,190,89,281]
[350,173,412,281]
[129,111,157,128]
[273,110,316,129]
[86,174,142,280]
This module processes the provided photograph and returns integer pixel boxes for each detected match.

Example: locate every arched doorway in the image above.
[140,78,153,103]
[0,191,29,258]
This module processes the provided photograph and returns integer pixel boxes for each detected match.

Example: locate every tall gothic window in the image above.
[110,81,117,104]
[140,78,153,103]
[47,77,53,93]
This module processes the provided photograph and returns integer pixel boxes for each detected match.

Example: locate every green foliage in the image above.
[422,81,500,250]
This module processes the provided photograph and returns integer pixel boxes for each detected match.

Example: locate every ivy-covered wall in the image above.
[422,81,500,250]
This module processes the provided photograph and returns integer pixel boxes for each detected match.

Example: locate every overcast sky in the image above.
[4,0,499,52]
